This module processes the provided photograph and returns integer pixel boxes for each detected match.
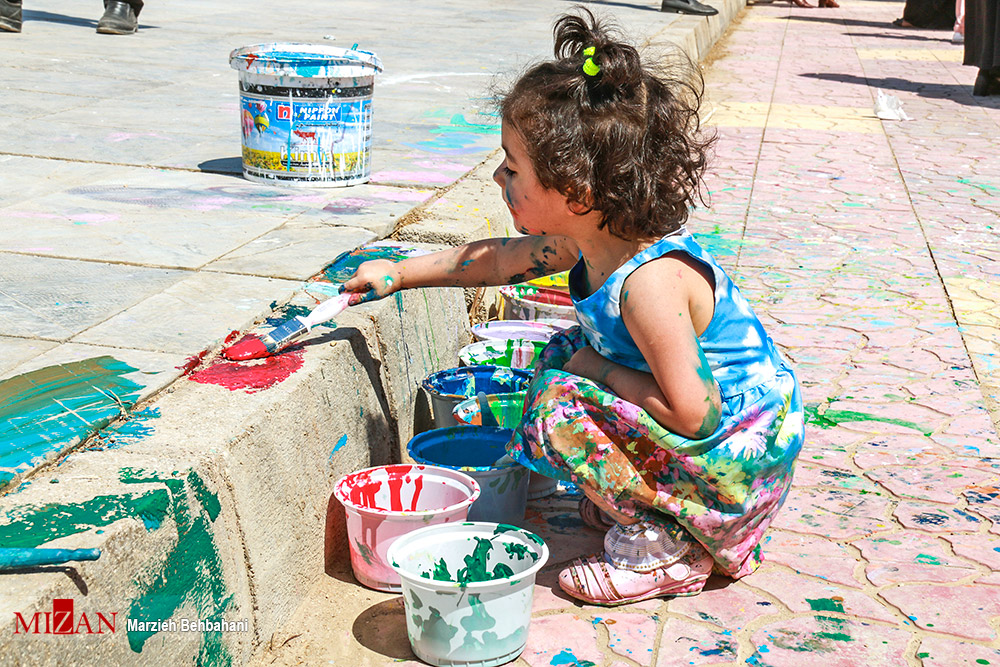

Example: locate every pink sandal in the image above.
[558,548,713,606]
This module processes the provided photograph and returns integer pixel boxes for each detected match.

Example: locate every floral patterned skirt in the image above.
[507,327,804,578]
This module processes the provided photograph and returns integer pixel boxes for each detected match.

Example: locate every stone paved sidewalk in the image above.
[258,1,1000,665]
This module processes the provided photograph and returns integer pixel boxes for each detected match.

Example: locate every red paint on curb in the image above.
[188,348,304,393]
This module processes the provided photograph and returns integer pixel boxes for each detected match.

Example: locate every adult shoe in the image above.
[661,0,719,15]
[973,69,1000,97]
[97,0,137,34]
[0,0,22,33]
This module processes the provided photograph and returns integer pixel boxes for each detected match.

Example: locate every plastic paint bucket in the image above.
[457,339,546,370]
[407,426,530,525]
[387,522,548,667]
[470,320,566,344]
[526,271,570,292]
[421,365,531,429]
[500,284,577,322]
[333,464,480,592]
[229,43,383,186]
[451,395,558,500]
[452,392,525,428]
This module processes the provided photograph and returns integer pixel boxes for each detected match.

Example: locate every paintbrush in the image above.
[0,547,101,571]
[223,292,352,361]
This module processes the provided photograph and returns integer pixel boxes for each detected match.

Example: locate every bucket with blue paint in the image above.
[452,393,558,501]
[407,426,529,525]
[387,522,548,667]
[229,43,383,186]
[420,365,531,429]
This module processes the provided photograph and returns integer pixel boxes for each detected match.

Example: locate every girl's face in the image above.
[493,122,575,237]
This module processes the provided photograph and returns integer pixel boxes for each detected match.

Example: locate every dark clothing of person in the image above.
[964,0,1000,70]
[902,0,956,29]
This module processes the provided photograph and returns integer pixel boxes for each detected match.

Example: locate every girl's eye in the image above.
[504,166,515,176]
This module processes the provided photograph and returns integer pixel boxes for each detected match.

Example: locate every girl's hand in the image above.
[563,346,614,386]
[340,259,403,305]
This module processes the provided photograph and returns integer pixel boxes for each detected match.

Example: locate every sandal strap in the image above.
[595,556,624,601]
[569,558,586,594]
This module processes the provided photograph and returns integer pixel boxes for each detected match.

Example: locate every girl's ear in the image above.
[566,187,595,216]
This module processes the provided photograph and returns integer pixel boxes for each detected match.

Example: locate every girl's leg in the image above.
[511,329,715,605]
[580,486,638,526]
[953,0,965,41]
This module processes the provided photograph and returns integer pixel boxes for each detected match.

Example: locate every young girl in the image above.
[343,9,803,606]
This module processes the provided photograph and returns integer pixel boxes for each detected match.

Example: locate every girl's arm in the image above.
[341,235,578,304]
[564,254,722,439]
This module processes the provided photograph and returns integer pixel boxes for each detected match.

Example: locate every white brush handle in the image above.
[302,292,352,329]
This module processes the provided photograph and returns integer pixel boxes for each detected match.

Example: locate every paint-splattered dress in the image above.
[508,233,804,578]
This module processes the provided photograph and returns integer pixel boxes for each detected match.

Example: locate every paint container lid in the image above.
[229,43,383,79]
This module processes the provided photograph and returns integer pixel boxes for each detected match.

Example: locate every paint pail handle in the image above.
[477,391,499,428]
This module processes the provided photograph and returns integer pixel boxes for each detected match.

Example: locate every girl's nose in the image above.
[493,164,505,187]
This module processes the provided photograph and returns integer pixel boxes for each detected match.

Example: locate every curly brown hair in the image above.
[499,8,715,240]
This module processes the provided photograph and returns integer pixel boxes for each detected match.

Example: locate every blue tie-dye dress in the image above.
[508,232,804,578]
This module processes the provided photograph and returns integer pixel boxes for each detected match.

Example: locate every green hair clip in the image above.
[582,46,600,77]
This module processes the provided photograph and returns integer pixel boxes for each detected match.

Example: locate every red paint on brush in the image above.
[188,349,304,393]
[223,334,270,361]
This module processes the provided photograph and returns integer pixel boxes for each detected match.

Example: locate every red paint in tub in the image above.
[410,474,423,512]
[348,468,380,509]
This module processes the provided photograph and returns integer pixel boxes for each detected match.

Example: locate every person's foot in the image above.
[660,0,719,16]
[578,497,616,531]
[973,69,1000,97]
[952,31,965,44]
[0,0,22,33]
[891,18,916,28]
[96,0,137,34]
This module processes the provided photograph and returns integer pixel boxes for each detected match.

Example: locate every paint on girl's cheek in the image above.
[504,182,516,216]
[188,349,305,393]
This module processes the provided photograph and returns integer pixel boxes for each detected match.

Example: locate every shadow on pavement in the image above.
[558,0,663,13]
[22,9,97,27]
[783,14,948,31]
[844,30,951,43]
[352,598,416,661]
[800,72,991,108]
[21,10,157,30]
[197,157,244,176]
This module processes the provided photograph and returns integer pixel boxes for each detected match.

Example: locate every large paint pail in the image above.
[408,426,529,525]
[333,464,479,592]
[470,320,569,344]
[452,392,525,428]
[387,522,548,667]
[501,284,577,322]
[452,394,558,501]
[458,339,546,370]
[229,43,383,186]
[421,365,531,429]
